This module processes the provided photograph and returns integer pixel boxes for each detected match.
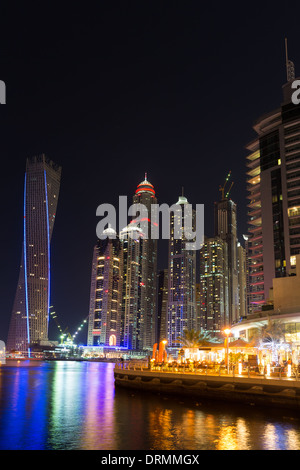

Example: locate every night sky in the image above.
[0,2,299,344]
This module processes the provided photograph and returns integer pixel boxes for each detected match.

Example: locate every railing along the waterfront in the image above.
[115,362,300,381]
[115,360,148,371]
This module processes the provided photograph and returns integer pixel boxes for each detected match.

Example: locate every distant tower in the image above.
[199,236,229,335]
[167,193,197,347]
[7,155,61,355]
[87,226,123,347]
[214,172,239,325]
[156,269,168,344]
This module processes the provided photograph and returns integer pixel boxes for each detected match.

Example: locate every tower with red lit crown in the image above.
[133,174,158,350]
[121,175,158,350]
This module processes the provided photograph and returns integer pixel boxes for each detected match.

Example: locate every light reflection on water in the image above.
[0,361,299,450]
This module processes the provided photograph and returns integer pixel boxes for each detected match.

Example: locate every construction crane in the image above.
[219,170,234,200]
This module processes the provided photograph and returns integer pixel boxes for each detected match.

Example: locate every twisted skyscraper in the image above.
[7,155,61,355]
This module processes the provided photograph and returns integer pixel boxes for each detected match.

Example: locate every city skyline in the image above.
[1,3,299,343]
[2,3,300,455]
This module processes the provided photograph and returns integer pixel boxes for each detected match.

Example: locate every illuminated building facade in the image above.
[87,227,123,347]
[133,176,158,349]
[156,269,168,344]
[232,256,300,363]
[199,236,229,335]
[243,234,252,316]
[167,194,197,347]
[120,175,158,350]
[246,58,300,310]
[120,223,144,349]
[195,283,201,331]
[214,197,239,325]
[7,155,61,354]
[0,341,5,365]
[237,241,247,318]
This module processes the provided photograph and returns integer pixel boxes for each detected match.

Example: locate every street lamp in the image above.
[223,328,231,374]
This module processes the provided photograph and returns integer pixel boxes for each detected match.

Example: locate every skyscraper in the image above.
[167,194,197,347]
[242,234,252,316]
[133,175,158,349]
[120,222,144,349]
[120,175,158,350]
[199,236,229,336]
[87,226,123,347]
[214,189,239,325]
[237,241,247,319]
[246,51,300,310]
[156,269,168,344]
[7,155,61,355]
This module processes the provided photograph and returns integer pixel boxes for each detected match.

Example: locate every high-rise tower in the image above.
[156,269,168,344]
[237,241,247,319]
[133,175,158,349]
[120,175,158,350]
[87,226,123,347]
[199,236,229,336]
[7,155,61,355]
[246,45,300,310]
[167,194,197,347]
[214,177,239,325]
[120,223,144,349]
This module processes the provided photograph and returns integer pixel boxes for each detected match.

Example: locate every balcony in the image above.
[248,225,262,234]
[251,234,263,242]
[250,280,264,287]
[249,288,265,295]
[247,190,261,200]
[249,252,263,260]
[248,208,261,218]
[249,261,264,268]
[248,216,262,227]
[249,244,263,251]
[249,271,264,277]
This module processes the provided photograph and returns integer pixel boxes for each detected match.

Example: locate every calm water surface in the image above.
[0,360,299,450]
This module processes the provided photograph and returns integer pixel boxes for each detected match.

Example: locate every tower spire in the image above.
[285,37,295,82]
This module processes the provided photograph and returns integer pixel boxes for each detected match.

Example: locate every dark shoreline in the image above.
[114,367,300,410]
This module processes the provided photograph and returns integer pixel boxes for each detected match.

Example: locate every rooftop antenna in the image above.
[182,186,184,197]
[285,37,295,82]
[219,170,233,200]
[145,172,148,181]
[285,37,289,81]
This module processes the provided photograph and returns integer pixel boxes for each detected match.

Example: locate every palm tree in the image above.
[176,328,217,348]
[253,317,286,362]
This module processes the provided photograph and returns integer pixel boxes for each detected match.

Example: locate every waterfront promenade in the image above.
[114,362,300,410]
[116,360,300,380]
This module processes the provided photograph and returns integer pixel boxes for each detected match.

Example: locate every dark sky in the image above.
[0,1,299,343]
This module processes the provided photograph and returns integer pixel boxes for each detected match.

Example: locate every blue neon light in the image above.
[23,173,31,357]
[44,170,51,332]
